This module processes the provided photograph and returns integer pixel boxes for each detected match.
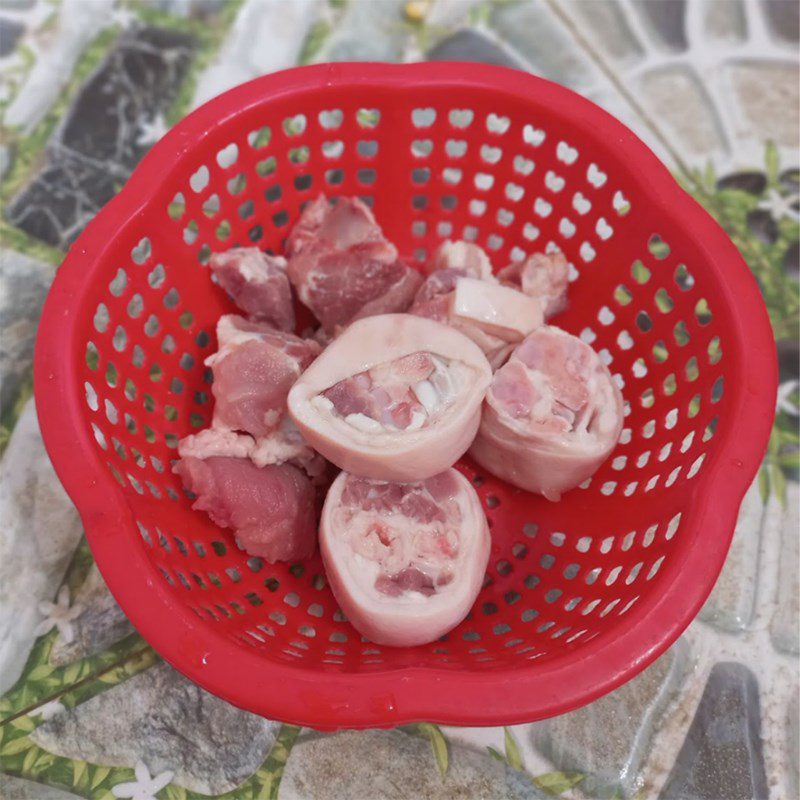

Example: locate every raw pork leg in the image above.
[470,326,623,500]
[288,314,492,481]
[431,240,494,280]
[411,241,543,369]
[320,469,490,646]
[208,315,320,437]
[286,195,422,333]
[497,251,569,319]
[210,247,294,331]
[175,456,317,562]
[177,419,327,482]
[450,277,543,341]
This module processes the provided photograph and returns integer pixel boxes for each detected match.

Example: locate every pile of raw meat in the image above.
[175,195,623,647]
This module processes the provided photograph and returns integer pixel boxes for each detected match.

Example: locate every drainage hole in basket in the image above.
[486,113,510,135]
[522,124,545,148]
[599,599,621,618]
[445,139,467,158]
[357,139,378,159]
[497,208,514,227]
[411,107,436,128]
[504,591,521,606]
[524,574,540,590]
[227,172,247,196]
[514,155,533,176]
[202,193,221,217]
[673,321,691,346]
[647,234,670,260]
[613,191,631,216]
[703,416,719,442]
[711,376,725,403]
[448,108,473,128]
[411,220,427,238]
[109,268,128,297]
[190,165,210,193]
[256,157,277,178]
[183,221,198,245]
[481,144,502,165]
[321,141,343,161]
[674,263,695,292]
[288,147,309,165]
[511,544,528,560]
[356,108,380,128]
[440,195,458,212]
[411,167,430,185]
[412,195,428,211]
[505,181,524,205]
[584,568,602,586]
[131,237,151,265]
[539,554,555,570]
[536,621,555,634]
[631,260,651,285]
[282,115,306,138]
[411,139,432,158]
[168,192,186,220]
[247,126,272,150]
[443,167,462,186]
[293,174,313,193]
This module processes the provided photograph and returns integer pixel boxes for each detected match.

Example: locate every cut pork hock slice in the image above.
[174,456,317,562]
[470,326,623,500]
[210,247,295,331]
[288,314,492,481]
[208,315,320,438]
[320,469,490,646]
[286,195,422,334]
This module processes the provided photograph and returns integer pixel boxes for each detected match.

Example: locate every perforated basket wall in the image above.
[35,63,776,728]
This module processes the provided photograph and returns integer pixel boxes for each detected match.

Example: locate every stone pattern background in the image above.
[0,1,797,798]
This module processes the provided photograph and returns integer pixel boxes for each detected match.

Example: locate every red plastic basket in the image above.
[35,63,776,729]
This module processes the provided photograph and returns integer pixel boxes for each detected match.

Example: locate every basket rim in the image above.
[34,62,777,728]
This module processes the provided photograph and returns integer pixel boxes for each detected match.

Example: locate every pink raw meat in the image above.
[322,352,436,431]
[286,195,422,333]
[174,456,317,562]
[431,239,494,280]
[288,314,492,481]
[286,195,329,257]
[450,277,543,341]
[411,249,542,369]
[470,326,624,500]
[498,251,569,319]
[210,247,294,331]
[177,419,327,482]
[411,268,463,316]
[411,270,510,368]
[320,469,490,646]
[208,315,320,438]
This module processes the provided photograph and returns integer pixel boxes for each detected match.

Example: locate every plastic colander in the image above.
[34,63,777,729]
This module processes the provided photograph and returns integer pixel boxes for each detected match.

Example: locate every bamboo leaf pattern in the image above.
[417,723,449,778]
[503,727,523,771]
[531,771,585,796]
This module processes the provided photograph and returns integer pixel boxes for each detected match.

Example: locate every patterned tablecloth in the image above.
[0,1,797,798]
